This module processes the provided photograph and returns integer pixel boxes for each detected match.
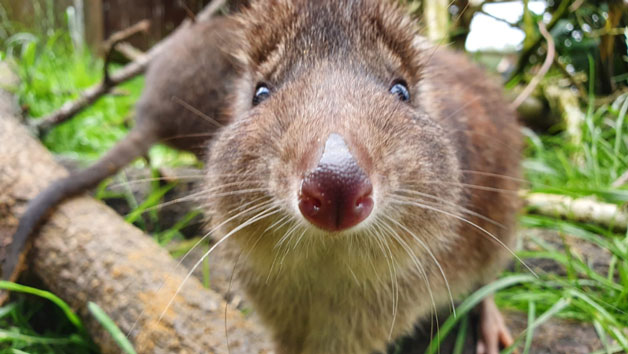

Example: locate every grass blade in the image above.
[0,281,84,333]
[87,302,137,354]
[424,274,536,354]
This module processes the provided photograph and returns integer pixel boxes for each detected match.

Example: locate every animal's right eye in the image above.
[389,80,410,102]
[253,83,271,106]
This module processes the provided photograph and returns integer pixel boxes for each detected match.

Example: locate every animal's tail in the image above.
[3,126,157,281]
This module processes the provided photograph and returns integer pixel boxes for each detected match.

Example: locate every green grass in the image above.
[0,282,94,353]
[12,31,142,161]
[523,94,628,201]
[87,303,136,354]
[0,282,140,354]
[501,92,628,352]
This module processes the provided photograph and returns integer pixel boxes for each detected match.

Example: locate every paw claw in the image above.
[476,341,487,354]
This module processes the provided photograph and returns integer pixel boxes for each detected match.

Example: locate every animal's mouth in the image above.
[297,133,374,232]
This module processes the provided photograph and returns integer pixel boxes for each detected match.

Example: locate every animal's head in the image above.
[204,0,462,270]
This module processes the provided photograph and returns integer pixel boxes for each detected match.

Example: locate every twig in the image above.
[569,0,584,12]
[509,0,569,80]
[477,9,518,27]
[454,1,471,23]
[525,192,628,230]
[32,0,228,137]
[198,0,227,21]
[612,170,628,188]
[511,21,555,110]
[595,87,628,106]
[115,42,146,62]
[590,27,628,38]
[178,0,197,22]
[34,57,150,136]
[102,20,150,86]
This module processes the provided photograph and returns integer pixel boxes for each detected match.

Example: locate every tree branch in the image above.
[511,21,555,110]
[509,0,570,81]
[32,0,228,137]
[115,42,146,62]
[102,20,150,85]
[477,9,518,27]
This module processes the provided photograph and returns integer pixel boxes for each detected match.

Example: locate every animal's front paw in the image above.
[476,296,513,354]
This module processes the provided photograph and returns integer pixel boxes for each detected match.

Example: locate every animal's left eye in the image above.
[253,83,271,106]
[389,80,410,102]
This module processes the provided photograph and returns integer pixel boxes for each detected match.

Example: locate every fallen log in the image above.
[0,66,271,353]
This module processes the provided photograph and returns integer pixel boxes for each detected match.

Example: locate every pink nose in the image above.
[298,134,373,232]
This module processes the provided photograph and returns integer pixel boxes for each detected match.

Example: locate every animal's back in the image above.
[135,16,242,155]
[418,41,522,295]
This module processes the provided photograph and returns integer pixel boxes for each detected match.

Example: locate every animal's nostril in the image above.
[299,191,322,216]
[298,134,373,232]
[356,195,371,208]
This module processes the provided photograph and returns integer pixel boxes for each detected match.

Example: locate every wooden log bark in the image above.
[0,66,271,353]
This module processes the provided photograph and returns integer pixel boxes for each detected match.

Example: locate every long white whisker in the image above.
[266,222,301,283]
[368,227,398,339]
[264,214,291,233]
[158,206,281,322]
[128,183,266,217]
[460,169,528,184]
[277,226,302,271]
[415,180,519,194]
[172,96,224,128]
[374,219,441,345]
[292,227,308,250]
[273,224,306,279]
[388,197,537,277]
[126,197,272,338]
[107,174,206,189]
[242,218,295,276]
[275,222,301,250]
[442,96,481,122]
[394,189,505,229]
[382,215,456,317]
[176,198,273,267]
[202,187,269,200]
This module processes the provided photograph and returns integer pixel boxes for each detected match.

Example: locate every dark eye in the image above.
[252,83,271,106]
[389,80,410,102]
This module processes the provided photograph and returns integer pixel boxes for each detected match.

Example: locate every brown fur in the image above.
[203,1,521,353]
